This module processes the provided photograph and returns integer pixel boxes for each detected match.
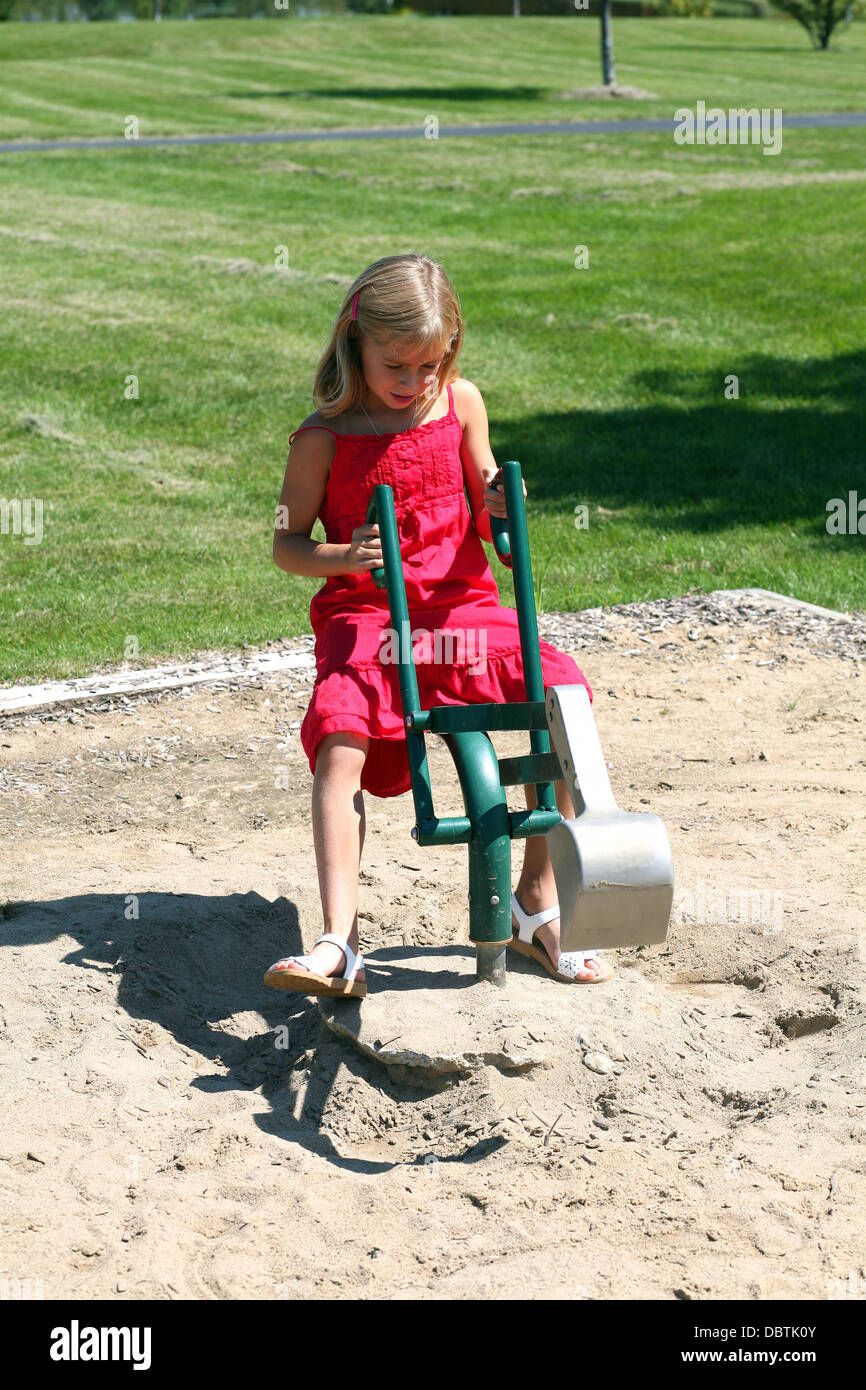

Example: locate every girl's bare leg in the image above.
[514,778,604,980]
[278,732,368,981]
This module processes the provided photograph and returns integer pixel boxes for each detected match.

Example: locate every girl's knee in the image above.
[314,731,370,771]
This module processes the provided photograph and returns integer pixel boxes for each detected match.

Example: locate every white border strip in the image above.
[0,648,315,716]
[714,588,855,622]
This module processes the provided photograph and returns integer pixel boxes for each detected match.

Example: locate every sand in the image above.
[0,599,863,1300]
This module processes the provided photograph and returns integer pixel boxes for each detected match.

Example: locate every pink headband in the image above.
[351,290,360,320]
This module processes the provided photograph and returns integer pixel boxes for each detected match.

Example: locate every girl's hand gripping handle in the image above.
[487,469,512,568]
[363,493,386,588]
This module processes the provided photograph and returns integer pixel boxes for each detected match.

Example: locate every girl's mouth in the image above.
[391,392,415,404]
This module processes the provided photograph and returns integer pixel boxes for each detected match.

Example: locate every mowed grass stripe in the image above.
[1,20,866,143]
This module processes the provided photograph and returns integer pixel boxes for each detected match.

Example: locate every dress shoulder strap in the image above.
[288,424,339,445]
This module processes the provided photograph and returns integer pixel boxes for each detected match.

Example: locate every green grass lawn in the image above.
[2,16,866,138]
[1,17,864,684]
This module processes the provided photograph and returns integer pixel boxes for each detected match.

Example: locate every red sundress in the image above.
[290,380,593,799]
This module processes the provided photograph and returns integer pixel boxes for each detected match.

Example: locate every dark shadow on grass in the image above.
[650,44,822,54]
[221,86,545,103]
[644,40,828,54]
[495,346,865,538]
[1,891,508,1176]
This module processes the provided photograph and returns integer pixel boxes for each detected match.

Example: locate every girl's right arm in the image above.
[273,428,383,578]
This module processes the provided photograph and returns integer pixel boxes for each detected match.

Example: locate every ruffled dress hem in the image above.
[300,638,591,799]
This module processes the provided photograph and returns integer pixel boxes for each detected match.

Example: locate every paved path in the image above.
[2,111,865,155]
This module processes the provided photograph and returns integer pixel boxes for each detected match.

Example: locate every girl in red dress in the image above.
[265,253,613,998]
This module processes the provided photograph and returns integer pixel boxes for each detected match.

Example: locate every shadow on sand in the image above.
[2,891,509,1175]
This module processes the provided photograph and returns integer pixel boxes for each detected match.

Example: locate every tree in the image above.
[767,0,864,49]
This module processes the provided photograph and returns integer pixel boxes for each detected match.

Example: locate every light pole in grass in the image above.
[601,0,616,87]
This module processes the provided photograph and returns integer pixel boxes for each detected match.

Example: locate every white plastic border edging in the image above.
[711,588,855,622]
[0,649,316,717]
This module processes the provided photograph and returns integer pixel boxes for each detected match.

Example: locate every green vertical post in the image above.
[367,486,436,826]
[444,730,511,987]
[489,461,556,812]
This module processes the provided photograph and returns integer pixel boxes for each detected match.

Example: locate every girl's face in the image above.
[360,335,443,411]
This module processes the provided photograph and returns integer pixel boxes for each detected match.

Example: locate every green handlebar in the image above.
[489,506,512,568]
[366,461,522,581]
[363,461,557,821]
[367,460,520,583]
[488,464,516,568]
[365,493,387,589]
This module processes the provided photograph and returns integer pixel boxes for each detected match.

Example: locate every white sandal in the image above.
[264,933,367,999]
[508,891,613,984]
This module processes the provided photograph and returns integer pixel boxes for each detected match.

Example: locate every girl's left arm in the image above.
[455,378,526,545]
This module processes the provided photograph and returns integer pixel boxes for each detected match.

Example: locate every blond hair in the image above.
[312,253,463,417]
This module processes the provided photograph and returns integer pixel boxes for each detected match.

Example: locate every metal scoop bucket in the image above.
[544,683,674,953]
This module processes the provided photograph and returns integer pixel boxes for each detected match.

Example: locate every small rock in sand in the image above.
[583,1052,616,1075]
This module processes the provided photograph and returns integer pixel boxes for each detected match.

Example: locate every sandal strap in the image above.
[511,891,560,944]
[511,894,606,970]
[557,951,604,979]
[268,954,316,972]
[315,934,364,981]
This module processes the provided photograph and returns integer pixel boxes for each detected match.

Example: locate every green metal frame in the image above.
[365,460,564,968]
